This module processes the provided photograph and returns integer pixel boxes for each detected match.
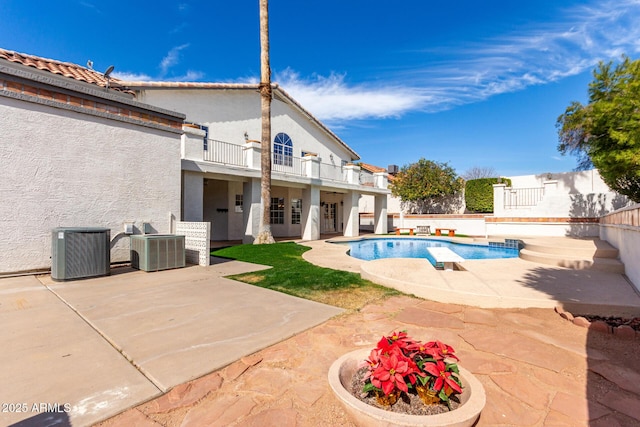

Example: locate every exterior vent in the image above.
[388,164,399,175]
[51,227,110,281]
[130,235,186,272]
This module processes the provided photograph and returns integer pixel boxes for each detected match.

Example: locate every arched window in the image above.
[273,132,293,166]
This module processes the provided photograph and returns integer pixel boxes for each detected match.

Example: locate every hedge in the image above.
[464,178,511,213]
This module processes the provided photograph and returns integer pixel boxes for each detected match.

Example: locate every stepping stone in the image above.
[460,328,577,372]
[395,306,464,329]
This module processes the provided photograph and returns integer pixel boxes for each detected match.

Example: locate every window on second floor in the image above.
[274,132,293,166]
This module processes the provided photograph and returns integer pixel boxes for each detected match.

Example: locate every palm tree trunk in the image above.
[255,0,275,244]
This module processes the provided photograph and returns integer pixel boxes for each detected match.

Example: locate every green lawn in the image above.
[211,242,400,310]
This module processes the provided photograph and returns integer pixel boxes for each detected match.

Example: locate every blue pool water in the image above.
[343,238,519,264]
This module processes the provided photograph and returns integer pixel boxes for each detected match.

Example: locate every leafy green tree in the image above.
[557,56,640,202]
[390,158,463,213]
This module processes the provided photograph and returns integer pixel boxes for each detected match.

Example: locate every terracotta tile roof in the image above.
[0,48,127,92]
[359,162,396,181]
[359,163,387,173]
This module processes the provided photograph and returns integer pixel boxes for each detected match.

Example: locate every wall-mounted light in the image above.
[330,154,334,161]
[244,131,249,141]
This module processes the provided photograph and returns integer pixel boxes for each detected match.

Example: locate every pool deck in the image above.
[302,236,640,315]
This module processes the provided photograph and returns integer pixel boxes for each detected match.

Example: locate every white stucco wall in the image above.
[501,170,630,218]
[360,193,402,214]
[508,170,614,193]
[138,89,358,165]
[0,97,181,273]
[600,204,640,292]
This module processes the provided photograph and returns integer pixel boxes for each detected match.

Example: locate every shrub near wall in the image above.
[465,178,511,213]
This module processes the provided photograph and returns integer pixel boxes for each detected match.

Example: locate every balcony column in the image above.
[342,191,360,237]
[243,178,261,243]
[345,164,361,185]
[182,171,204,221]
[301,155,320,179]
[374,172,388,189]
[243,140,261,170]
[493,184,506,216]
[374,194,388,235]
[302,185,320,240]
[181,125,206,161]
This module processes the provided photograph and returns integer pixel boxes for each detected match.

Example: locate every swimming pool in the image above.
[343,238,520,264]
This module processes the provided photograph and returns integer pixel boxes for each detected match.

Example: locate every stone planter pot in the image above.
[328,348,486,427]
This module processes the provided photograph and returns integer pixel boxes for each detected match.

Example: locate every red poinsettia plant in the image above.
[362,330,463,408]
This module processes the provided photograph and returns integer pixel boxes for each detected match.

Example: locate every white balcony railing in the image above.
[204,139,245,167]
[272,155,303,176]
[359,172,376,187]
[320,162,347,182]
[198,140,375,187]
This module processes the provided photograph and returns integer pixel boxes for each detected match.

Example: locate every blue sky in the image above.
[2,0,640,177]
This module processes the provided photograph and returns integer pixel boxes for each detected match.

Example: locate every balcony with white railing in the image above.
[320,161,347,182]
[203,139,245,167]
[181,126,387,190]
[359,171,376,187]
[272,155,303,177]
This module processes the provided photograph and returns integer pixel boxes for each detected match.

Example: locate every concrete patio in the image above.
[0,260,343,426]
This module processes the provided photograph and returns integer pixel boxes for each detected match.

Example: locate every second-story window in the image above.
[274,132,293,167]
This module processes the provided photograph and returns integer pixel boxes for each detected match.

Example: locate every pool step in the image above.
[519,238,625,274]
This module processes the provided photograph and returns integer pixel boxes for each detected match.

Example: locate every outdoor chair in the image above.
[416,225,431,236]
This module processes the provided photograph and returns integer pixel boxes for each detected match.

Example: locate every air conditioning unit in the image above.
[130,234,186,272]
[51,227,111,281]
[388,164,399,175]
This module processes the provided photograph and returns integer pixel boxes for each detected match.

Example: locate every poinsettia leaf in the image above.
[439,388,449,401]
[363,382,377,393]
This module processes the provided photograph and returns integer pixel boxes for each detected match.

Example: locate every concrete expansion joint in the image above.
[40,282,165,393]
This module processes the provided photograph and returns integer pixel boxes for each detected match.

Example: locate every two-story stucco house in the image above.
[126,82,390,243]
[1,48,389,273]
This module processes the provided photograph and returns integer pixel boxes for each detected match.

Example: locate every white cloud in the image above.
[275,69,430,122]
[167,70,205,81]
[277,0,640,120]
[78,1,101,13]
[112,71,153,81]
[160,44,190,76]
[406,0,640,107]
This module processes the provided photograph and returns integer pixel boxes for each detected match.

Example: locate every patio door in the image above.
[323,202,337,233]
